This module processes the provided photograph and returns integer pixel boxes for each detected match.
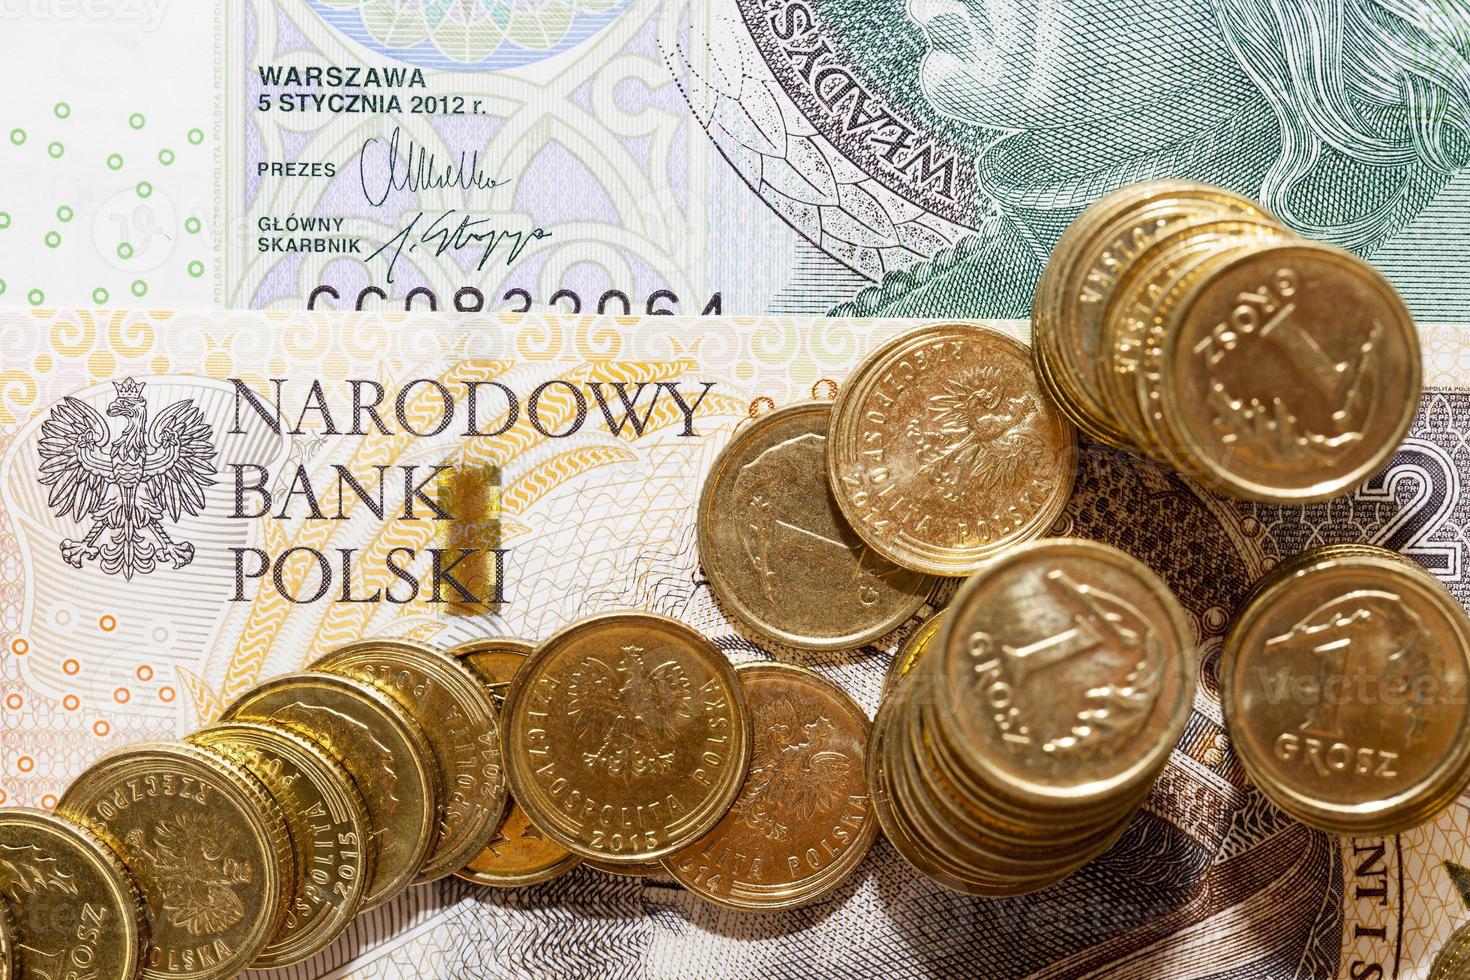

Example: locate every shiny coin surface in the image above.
[451,638,582,889]
[1045,184,1271,442]
[884,614,945,697]
[1100,217,1288,445]
[937,539,1196,808]
[0,808,146,980]
[699,402,935,649]
[0,897,15,980]
[662,662,876,911]
[221,672,439,910]
[1222,548,1470,835]
[1431,923,1470,980]
[58,742,293,980]
[503,612,752,862]
[1163,240,1420,502]
[188,722,373,967]
[314,638,507,882]
[829,324,1076,576]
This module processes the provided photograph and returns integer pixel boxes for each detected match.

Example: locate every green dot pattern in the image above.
[188,128,204,145]
[129,113,145,130]
[56,205,73,222]
[135,181,152,199]
[53,102,70,119]
[92,287,108,304]
[44,231,60,248]
[158,148,174,166]
[130,280,147,297]
[187,261,204,278]
[117,242,134,260]
[9,129,24,146]
[0,213,9,230]
[184,217,202,234]
[27,289,43,306]
[47,142,63,158]
[107,153,123,170]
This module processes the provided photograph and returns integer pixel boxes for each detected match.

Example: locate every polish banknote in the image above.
[1,0,1469,318]
[0,309,1468,979]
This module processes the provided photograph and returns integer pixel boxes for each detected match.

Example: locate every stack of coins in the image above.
[1032,181,1422,503]
[1221,545,1470,836]
[869,540,1196,895]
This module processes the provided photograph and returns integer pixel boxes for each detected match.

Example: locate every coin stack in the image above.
[1032,180,1422,503]
[1221,545,1470,836]
[868,539,1197,896]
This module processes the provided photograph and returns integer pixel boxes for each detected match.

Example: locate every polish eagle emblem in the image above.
[729,700,852,841]
[36,378,216,580]
[564,646,695,781]
[123,813,252,936]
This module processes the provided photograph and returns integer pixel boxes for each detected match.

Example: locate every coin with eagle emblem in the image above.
[221,672,440,911]
[662,662,876,911]
[828,323,1077,577]
[502,613,752,863]
[188,722,373,968]
[57,741,294,980]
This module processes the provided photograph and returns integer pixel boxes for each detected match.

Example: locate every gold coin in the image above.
[1133,239,1265,469]
[583,858,664,877]
[221,671,439,910]
[1431,923,1470,980]
[0,808,147,980]
[936,539,1195,809]
[503,612,752,862]
[699,401,936,649]
[1162,240,1421,502]
[450,637,582,889]
[883,613,944,697]
[0,896,16,980]
[1100,216,1289,444]
[314,638,507,882]
[662,662,876,911]
[1222,548,1470,835]
[57,742,293,980]
[1038,182,1272,443]
[187,722,373,967]
[865,692,1001,896]
[828,323,1077,576]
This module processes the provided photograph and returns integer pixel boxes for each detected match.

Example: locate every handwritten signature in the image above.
[359,126,509,207]
[365,211,553,284]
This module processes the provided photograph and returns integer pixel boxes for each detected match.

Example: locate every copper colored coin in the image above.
[662,662,876,911]
[314,638,508,882]
[57,741,294,980]
[503,613,752,863]
[221,672,439,910]
[450,637,582,889]
[1222,548,1470,835]
[699,401,935,650]
[1162,240,1420,502]
[829,323,1077,576]
[0,809,147,980]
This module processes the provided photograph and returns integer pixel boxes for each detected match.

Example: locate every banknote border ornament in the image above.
[36,378,217,580]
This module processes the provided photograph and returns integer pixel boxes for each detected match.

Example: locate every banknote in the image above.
[0,309,1468,979]
[2,1,1469,317]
